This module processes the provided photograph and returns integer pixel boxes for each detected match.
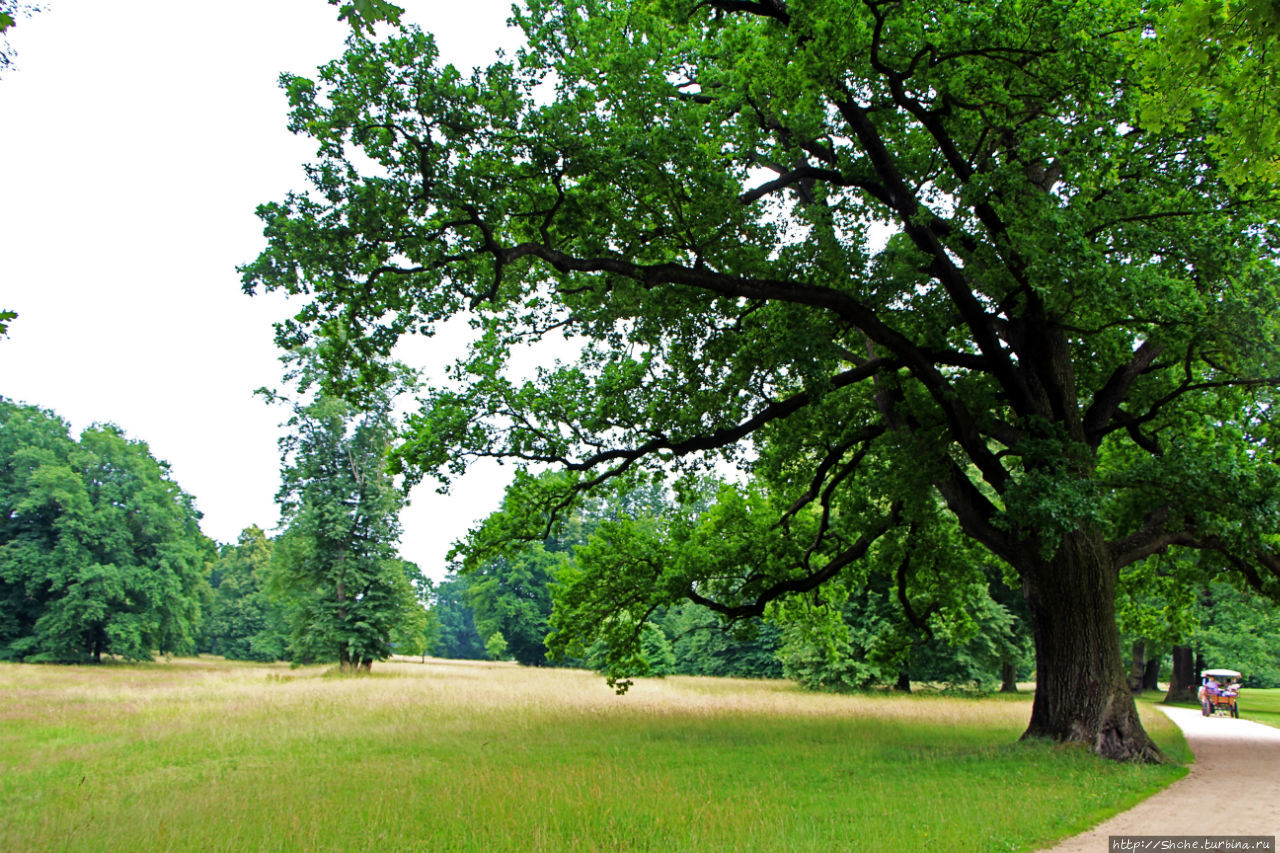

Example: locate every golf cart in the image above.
[1197,668,1242,718]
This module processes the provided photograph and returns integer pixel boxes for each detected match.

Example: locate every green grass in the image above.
[1239,688,1280,728]
[0,658,1188,852]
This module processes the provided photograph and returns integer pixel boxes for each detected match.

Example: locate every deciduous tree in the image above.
[1192,578,1280,687]
[428,571,488,659]
[201,525,290,661]
[267,357,423,672]
[1134,0,1280,185]
[0,399,211,662]
[244,0,1280,760]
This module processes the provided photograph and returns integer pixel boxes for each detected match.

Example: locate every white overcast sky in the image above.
[0,0,525,579]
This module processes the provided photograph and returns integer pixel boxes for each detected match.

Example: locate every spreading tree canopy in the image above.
[1133,0,1280,185]
[244,0,1280,760]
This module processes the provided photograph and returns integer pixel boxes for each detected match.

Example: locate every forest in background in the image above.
[5,395,1278,691]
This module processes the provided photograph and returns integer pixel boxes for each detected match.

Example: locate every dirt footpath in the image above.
[1041,705,1280,851]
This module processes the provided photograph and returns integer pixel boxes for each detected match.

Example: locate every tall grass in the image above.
[0,658,1187,852]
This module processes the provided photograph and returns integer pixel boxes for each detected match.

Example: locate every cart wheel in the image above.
[1202,700,1212,716]
[1231,704,1238,719]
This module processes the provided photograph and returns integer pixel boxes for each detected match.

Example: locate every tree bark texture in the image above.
[1164,645,1197,702]
[1142,656,1161,692]
[1021,529,1162,762]
[1128,639,1146,693]
[1001,660,1019,693]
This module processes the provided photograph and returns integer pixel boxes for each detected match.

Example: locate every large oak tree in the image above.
[244,0,1280,760]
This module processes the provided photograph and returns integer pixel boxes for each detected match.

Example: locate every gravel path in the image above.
[1041,705,1280,851]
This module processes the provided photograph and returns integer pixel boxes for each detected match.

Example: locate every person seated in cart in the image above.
[1198,669,1243,717]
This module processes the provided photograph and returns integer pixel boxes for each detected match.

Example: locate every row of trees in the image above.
[444,473,1280,692]
[465,476,1038,691]
[1,378,429,670]
[1118,557,1280,693]
[7,392,1272,693]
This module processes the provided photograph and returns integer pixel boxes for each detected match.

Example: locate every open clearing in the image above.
[0,658,1189,852]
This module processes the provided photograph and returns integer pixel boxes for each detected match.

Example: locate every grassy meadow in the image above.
[0,658,1189,852]
[1240,688,1280,728]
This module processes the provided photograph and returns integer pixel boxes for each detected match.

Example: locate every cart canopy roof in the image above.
[1202,669,1242,678]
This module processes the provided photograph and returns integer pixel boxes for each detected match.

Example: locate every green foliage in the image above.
[266,355,424,671]
[772,568,1030,693]
[328,0,402,35]
[545,479,728,688]
[1192,578,1280,687]
[1134,0,1280,185]
[245,0,1280,755]
[464,475,789,680]
[638,622,677,676]
[659,601,784,679]
[427,571,487,659]
[390,571,436,658]
[462,473,694,671]
[455,471,589,667]
[774,597,878,692]
[1115,552,1203,655]
[200,526,290,662]
[483,629,509,661]
[464,544,557,666]
[0,398,212,662]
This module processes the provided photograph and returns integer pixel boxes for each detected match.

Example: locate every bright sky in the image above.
[0,0,524,579]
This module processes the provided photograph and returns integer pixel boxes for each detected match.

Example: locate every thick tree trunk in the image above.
[1142,656,1161,692]
[894,670,911,693]
[1128,639,1145,694]
[1164,645,1197,702]
[1021,529,1162,762]
[1000,659,1019,693]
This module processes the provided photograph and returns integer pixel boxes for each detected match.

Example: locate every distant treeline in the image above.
[5,396,1279,689]
[0,391,428,670]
